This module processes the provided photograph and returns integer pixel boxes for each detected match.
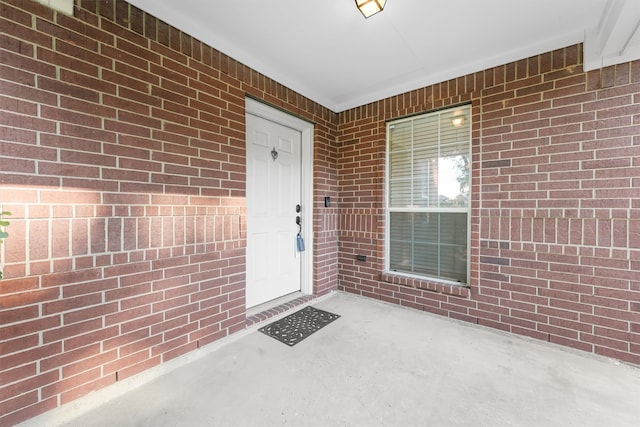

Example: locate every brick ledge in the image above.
[381,272,470,298]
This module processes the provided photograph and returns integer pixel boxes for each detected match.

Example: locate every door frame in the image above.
[245,97,314,300]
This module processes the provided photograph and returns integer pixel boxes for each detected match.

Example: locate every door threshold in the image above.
[246,292,319,327]
[246,291,306,318]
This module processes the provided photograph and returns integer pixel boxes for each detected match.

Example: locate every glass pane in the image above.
[389,212,413,241]
[389,240,412,272]
[413,115,438,147]
[440,139,469,157]
[413,243,439,276]
[440,107,470,146]
[437,155,469,208]
[439,244,467,283]
[440,213,467,245]
[412,148,438,207]
[389,179,412,207]
[388,211,468,283]
[389,150,412,179]
[413,212,438,244]
[439,212,467,282]
[389,121,412,151]
[389,212,413,271]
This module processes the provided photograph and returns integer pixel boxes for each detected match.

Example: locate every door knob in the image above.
[295,204,301,213]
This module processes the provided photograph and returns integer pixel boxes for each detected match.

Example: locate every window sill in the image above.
[381,272,470,298]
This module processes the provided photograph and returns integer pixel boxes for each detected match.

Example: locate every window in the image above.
[386,105,471,284]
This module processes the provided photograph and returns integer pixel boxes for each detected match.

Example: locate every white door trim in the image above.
[245,98,314,299]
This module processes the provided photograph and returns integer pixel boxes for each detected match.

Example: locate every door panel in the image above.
[246,114,302,308]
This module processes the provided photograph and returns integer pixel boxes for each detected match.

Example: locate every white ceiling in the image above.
[128,0,640,113]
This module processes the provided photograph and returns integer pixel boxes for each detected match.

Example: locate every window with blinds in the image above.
[386,105,471,284]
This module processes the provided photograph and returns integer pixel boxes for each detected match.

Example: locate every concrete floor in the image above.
[57,292,639,427]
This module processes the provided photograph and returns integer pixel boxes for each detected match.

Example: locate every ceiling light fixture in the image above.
[356,0,387,18]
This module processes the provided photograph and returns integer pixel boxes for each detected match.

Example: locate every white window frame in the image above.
[384,105,471,285]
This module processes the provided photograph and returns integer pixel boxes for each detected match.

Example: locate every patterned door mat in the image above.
[258,306,340,346]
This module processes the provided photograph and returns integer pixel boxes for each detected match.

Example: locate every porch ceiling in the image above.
[128,0,640,112]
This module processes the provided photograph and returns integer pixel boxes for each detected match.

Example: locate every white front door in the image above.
[246,113,303,308]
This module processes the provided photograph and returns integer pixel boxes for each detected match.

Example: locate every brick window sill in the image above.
[381,272,470,298]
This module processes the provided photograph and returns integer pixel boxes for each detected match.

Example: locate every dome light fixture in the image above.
[356,0,387,18]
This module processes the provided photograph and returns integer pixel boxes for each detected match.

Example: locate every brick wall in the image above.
[0,0,338,425]
[338,44,640,367]
[2,0,640,425]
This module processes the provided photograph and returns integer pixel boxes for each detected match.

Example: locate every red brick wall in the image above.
[338,44,640,367]
[0,1,338,425]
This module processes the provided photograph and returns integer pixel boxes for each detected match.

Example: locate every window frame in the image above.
[384,105,472,286]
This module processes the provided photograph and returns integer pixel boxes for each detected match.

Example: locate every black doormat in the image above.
[258,306,340,347]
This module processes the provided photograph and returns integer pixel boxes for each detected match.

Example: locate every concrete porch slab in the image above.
[57,292,640,426]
